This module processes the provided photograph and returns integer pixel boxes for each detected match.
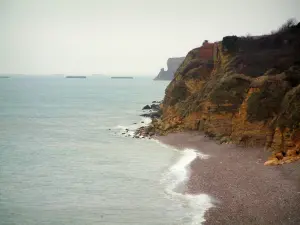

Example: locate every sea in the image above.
[0,76,212,225]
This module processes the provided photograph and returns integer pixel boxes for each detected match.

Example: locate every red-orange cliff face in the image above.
[198,41,215,61]
[143,22,300,166]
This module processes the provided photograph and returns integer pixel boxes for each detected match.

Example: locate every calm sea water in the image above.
[0,76,212,225]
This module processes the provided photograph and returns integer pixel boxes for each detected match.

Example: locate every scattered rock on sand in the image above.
[219,136,230,144]
[275,152,284,160]
[264,158,280,166]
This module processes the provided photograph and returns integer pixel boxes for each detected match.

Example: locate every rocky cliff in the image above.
[154,57,185,80]
[147,22,300,165]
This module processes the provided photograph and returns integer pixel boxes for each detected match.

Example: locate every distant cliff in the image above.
[143,21,300,165]
[154,57,185,80]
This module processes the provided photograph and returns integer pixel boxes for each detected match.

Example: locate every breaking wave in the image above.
[161,148,213,225]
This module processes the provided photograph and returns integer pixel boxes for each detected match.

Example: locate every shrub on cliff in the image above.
[210,75,251,112]
[169,80,189,106]
[247,79,289,122]
[222,36,239,53]
[181,59,204,75]
[185,66,212,80]
[185,67,202,79]
[285,66,300,87]
[277,84,300,130]
[275,18,298,34]
[171,47,203,81]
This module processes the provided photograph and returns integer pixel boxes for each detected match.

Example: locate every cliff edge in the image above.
[154,57,185,80]
[146,21,300,165]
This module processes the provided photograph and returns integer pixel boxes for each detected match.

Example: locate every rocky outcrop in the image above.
[140,102,162,119]
[146,22,300,165]
[154,57,185,80]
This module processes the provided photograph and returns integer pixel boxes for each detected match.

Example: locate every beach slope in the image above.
[157,132,300,224]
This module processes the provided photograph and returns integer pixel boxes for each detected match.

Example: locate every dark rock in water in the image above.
[140,111,161,119]
[133,123,137,124]
[149,132,155,136]
[108,129,111,130]
[150,104,160,111]
[141,121,144,123]
[122,132,125,135]
[142,105,151,110]
[152,100,162,104]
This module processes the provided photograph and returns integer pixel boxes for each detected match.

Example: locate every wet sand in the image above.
[157,132,300,225]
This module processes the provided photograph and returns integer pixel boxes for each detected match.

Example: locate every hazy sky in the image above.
[0,0,299,75]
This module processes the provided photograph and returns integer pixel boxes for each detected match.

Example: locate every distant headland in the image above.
[154,57,185,80]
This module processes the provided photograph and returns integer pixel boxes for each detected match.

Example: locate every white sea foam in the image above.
[114,117,152,137]
[161,148,213,225]
[141,117,152,125]
[151,139,172,148]
[115,118,214,224]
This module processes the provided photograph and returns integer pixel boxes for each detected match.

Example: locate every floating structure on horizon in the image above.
[111,76,133,79]
[65,76,87,79]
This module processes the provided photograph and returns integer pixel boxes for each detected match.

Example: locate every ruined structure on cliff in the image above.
[154,57,185,80]
[147,22,300,165]
[198,40,216,61]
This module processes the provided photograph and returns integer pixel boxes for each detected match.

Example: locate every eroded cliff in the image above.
[148,22,300,165]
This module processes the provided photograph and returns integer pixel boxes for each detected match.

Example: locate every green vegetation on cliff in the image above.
[210,75,251,112]
[247,76,290,122]
[278,84,300,130]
